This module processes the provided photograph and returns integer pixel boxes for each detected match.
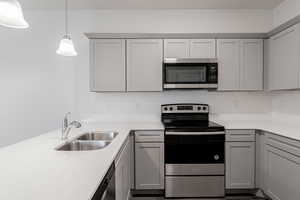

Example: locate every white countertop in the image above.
[0,121,164,200]
[211,114,300,141]
[0,114,300,200]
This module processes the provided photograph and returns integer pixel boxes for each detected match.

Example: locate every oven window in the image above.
[165,66,207,83]
[165,135,225,164]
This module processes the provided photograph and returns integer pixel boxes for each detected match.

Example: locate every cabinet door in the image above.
[135,143,164,190]
[269,25,300,90]
[164,39,189,58]
[264,39,272,91]
[90,39,126,92]
[226,142,255,189]
[190,39,216,58]
[255,131,267,191]
[116,138,131,200]
[127,39,163,91]
[265,145,300,200]
[217,39,240,90]
[240,39,263,90]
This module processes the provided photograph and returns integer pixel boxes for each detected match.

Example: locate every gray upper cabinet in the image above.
[89,37,263,92]
[217,39,263,91]
[164,39,216,58]
[90,39,126,92]
[240,39,263,90]
[189,39,216,58]
[127,39,163,92]
[217,39,240,90]
[164,39,189,58]
[264,39,271,90]
[269,24,300,90]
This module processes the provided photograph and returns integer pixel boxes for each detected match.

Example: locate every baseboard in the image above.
[226,189,258,195]
[131,189,164,197]
[226,188,272,200]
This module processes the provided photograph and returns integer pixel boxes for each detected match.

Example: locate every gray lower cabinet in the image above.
[264,133,300,200]
[134,131,164,190]
[226,141,255,189]
[116,136,132,200]
[255,131,267,191]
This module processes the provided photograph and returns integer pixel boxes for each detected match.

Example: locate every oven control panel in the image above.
[162,104,209,113]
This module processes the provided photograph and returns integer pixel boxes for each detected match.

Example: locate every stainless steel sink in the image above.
[56,140,111,151]
[76,131,119,141]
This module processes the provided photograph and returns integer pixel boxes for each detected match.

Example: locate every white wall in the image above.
[271,91,300,115]
[0,11,76,147]
[273,0,300,27]
[70,9,273,33]
[77,91,272,121]
[0,9,273,147]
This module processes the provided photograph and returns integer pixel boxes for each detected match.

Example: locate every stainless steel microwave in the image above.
[163,58,218,90]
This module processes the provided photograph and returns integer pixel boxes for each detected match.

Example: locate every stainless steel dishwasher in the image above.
[92,163,115,200]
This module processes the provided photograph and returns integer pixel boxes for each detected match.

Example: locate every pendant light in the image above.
[56,0,77,57]
[0,0,29,29]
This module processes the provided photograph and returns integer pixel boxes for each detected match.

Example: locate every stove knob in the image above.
[198,107,201,110]
[164,107,168,111]
[203,107,207,111]
[170,107,173,111]
[214,155,220,161]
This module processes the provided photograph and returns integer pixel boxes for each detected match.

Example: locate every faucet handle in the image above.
[63,112,71,129]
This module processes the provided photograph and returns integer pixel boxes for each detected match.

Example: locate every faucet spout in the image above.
[61,112,81,140]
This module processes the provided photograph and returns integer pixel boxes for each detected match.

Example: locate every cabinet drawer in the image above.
[135,130,164,142]
[226,130,255,142]
[266,133,300,157]
[165,176,225,198]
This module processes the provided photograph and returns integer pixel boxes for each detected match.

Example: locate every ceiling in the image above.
[22,0,285,9]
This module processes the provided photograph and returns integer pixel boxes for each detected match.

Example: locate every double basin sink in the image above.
[56,132,118,151]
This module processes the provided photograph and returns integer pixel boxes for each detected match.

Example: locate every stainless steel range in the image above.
[161,104,225,199]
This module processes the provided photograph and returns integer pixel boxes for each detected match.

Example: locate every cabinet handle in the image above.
[137,134,161,136]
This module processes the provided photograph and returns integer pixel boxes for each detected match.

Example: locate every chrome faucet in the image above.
[62,112,82,140]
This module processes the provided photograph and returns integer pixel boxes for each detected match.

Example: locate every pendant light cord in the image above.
[65,0,69,36]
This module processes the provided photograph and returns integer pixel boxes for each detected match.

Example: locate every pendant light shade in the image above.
[56,0,77,57]
[0,0,29,29]
[56,35,78,57]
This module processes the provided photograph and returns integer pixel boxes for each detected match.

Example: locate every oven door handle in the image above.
[165,131,225,135]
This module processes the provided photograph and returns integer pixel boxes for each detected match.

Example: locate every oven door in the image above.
[163,62,218,89]
[164,132,225,198]
[165,133,225,165]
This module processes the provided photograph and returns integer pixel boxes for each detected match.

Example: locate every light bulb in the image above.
[56,35,78,57]
[0,0,29,29]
